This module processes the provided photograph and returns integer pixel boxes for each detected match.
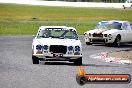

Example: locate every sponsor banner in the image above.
[76,67,131,85]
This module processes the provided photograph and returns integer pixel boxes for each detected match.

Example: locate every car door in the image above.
[123,29,132,42]
[127,24,132,42]
[119,23,130,42]
[122,23,132,42]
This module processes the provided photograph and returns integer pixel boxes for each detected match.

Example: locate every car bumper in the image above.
[85,37,114,44]
[33,53,82,60]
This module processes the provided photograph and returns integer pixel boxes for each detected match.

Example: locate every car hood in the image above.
[33,38,81,46]
[102,29,118,34]
[86,29,118,34]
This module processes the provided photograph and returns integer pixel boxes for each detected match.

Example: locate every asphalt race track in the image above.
[0,36,132,88]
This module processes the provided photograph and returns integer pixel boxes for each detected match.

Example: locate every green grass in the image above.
[0,21,95,35]
[0,3,132,35]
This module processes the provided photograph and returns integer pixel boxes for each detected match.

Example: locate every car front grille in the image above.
[93,33,103,37]
[50,45,67,54]
[91,39,105,43]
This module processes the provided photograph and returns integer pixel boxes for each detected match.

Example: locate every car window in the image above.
[37,30,50,38]
[96,23,122,30]
[37,28,78,39]
[50,30,65,37]
[64,30,78,39]
[122,23,128,30]
[110,23,122,29]
[96,24,108,29]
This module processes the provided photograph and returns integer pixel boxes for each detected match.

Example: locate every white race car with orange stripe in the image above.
[84,20,132,47]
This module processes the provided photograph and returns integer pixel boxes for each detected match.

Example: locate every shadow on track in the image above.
[82,63,120,67]
[39,61,131,69]
[40,61,75,66]
[39,61,127,68]
[92,44,132,48]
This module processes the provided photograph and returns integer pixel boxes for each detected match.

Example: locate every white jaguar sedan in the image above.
[32,26,82,65]
[84,20,132,47]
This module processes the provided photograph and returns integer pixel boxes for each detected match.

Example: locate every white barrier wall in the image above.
[0,0,131,8]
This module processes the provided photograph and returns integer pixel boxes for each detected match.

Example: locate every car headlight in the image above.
[84,33,88,37]
[68,46,73,51]
[104,34,107,37]
[108,34,112,39]
[43,45,48,50]
[36,45,42,50]
[75,46,80,51]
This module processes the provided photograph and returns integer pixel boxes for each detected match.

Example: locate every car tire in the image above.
[32,55,39,64]
[105,43,112,47]
[114,35,121,47]
[86,42,92,45]
[74,57,82,65]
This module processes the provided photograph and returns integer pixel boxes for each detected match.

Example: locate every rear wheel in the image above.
[114,35,121,47]
[32,55,39,64]
[74,57,82,65]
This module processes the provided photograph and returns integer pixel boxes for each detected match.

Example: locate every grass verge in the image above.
[0,20,96,35]
[0,3,132,35]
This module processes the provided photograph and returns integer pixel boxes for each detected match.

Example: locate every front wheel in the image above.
[114,35,121,47]
[86,42,92,45]
[74,57,82,65]
[32,55,39,64]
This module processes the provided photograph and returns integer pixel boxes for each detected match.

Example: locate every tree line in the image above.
[46,0,126,3]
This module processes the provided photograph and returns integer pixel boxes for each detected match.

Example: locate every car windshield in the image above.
[96,23,122,30]
[37,28,78,39]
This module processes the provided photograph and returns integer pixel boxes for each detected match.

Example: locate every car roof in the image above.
[99,20,129,24]
[39,26,76,31]
[39,26,67,29]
